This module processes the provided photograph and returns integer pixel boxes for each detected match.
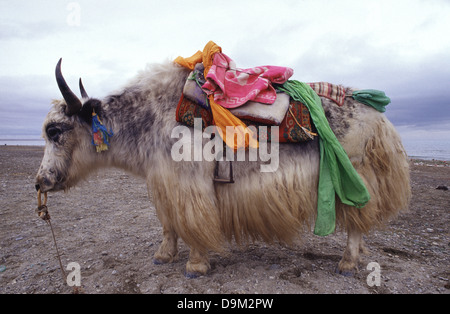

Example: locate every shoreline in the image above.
[1,145,449,165]
[410,159,449,167]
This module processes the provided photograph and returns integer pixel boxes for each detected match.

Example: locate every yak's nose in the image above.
[35,174,51,192]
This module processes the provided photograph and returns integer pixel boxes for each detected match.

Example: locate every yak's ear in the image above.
[78,98,103,125]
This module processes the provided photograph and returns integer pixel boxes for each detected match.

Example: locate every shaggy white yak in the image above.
[35,60,411,277]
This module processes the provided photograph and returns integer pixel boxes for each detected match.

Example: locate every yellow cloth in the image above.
[175,41,258,150]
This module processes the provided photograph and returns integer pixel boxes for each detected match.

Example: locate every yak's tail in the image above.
[336,115,411,233]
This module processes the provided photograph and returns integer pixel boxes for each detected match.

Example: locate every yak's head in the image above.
[35,59,104,193]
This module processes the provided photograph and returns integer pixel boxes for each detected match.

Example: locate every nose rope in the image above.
[36,190,82,293]
[36,189,48,219]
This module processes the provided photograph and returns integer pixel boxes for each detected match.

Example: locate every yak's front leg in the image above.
[153,223,179,264]
[152,197,179,264]
[337,228,365,276]
[185,248,210,278]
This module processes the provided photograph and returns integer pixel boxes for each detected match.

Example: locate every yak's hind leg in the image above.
[325,94,410,276]
[185,248,210,278]
[337,228,365,276]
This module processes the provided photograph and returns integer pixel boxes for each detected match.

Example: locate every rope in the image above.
[288,106,317,140]
[36,190,81,293]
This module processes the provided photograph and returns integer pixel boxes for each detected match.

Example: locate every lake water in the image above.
[0,135,45,146]
[401,138,450,161]
[1,135,449,161]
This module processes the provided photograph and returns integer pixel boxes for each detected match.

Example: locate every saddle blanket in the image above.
[308,82,346,107]
[184,64,291,126]
[176,94,316,143]
[202,52,294,108]
[179,62,345,144]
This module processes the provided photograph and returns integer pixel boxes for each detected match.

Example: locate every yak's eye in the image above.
[46,124,63,142]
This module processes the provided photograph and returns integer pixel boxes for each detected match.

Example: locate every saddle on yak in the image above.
[176,62,320,144]
[174,41,390,236]
[175,61,353,188]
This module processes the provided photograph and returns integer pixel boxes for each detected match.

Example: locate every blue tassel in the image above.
[92,111,113,152]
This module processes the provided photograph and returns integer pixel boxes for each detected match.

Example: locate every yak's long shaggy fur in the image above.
[37,61,411,275]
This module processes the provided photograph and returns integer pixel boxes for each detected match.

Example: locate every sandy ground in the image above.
[0,145,448,294]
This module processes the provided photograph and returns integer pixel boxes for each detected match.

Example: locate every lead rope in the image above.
[36,190,81,294]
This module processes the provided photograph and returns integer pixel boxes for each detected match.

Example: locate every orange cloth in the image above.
[173,41,221,75]
[208,95,258,150]
[175,41,258,150]
[201,41,222,77]
[174,50,202,70]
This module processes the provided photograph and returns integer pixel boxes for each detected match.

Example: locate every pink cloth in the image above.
[202,53,294,109]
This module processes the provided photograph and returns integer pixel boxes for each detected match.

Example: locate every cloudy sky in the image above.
[1,0,449,140]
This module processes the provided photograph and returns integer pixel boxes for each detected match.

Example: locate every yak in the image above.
[35,58,410,277]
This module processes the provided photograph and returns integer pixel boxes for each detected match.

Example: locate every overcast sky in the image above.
[1,0,449,140]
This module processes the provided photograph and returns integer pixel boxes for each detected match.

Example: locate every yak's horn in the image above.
[79,78,89,99]
[55,58,82,116]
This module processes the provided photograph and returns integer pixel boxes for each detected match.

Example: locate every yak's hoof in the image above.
[184,271,203,279]
[153,252,178,265]
[335,265,356,277]
[153,258,166,265]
